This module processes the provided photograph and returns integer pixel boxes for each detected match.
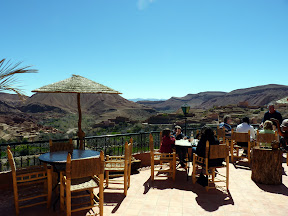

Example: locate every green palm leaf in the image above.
[0,58,38,99]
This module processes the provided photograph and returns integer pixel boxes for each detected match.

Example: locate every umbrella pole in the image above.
[77,93,85,149]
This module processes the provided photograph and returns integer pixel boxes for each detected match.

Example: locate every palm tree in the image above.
[0,58,38,99]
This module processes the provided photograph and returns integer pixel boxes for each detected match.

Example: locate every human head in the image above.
[268,104,275,114]
[175,125,182,133]
[224,115,232,124]
[263,120,273,130]
[280,119,288,132]
[242,117,250,125]
[200,126,215,142]
[162,128,171,137]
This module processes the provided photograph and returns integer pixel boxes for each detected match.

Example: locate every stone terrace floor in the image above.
[1,159,288,216]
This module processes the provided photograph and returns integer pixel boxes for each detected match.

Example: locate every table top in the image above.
[175,139,199,147]
[39,149,100,164]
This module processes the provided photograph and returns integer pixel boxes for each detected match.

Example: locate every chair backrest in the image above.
[203,141,229,159]
[256,130,278,144]
[125,141,133,160]
[149,133,154,152]
[66,151,104,179]
[217,126,226,142]
[7,146,16,174]
[231,130,250,142]
[49,139,73,152]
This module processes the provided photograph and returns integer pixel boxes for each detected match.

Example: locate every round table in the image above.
[39,149,100,165]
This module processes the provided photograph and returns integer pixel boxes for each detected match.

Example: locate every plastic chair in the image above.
[60,151,104,216]
[192,140,229,191]
[104,139,133,196]
[7,146,52,216]
[149,133,176,181]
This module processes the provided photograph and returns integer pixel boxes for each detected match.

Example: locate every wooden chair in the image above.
[217,126,226,144]
[230,130,254,164]
[104,140,133,196]
[256,130,278,147]
[60,151,104,216]
[149,133,176,181]
[49,139,73,152]
[192,140,229,191]
[7,146,52,216]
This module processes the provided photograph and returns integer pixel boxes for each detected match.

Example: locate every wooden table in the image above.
[251,147,282,185]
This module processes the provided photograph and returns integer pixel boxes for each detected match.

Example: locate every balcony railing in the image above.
[0,126,217,172]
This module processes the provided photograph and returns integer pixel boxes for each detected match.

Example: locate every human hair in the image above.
[267,103,274,109]
[223,115,231,123]
[242,117,250,124]
[199,126,216,144]
[263,120,273,130]
[162,128,171,137]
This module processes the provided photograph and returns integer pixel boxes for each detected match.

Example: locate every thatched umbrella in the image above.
[32,74,121,149]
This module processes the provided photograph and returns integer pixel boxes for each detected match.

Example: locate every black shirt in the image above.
[262,110,283,124]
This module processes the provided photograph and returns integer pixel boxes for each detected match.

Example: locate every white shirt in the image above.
[236,122,255,141]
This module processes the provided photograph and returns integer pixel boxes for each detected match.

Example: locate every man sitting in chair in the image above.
[172,125,187,168]
[236,117,255,155]
[219,115,233,137]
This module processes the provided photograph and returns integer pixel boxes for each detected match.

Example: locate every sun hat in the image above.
[280,119,288,127]
[175,125,182,130]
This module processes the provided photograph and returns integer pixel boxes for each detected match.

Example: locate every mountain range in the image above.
[1,84,288,126]
[137,84,288,112]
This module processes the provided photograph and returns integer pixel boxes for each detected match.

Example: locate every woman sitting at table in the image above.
[259,120,275,147]
[192,126,224,167]
[159,128,175,153]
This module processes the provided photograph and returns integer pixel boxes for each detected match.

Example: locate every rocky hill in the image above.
[138,84,288,112]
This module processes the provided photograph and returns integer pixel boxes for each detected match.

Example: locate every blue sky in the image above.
[1,0,288,100]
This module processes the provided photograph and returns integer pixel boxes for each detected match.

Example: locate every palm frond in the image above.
[0,58,38,99]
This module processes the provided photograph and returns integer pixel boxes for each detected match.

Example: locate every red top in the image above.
[159,136,175,153]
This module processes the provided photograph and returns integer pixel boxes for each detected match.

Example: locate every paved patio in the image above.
[1,158,288,216]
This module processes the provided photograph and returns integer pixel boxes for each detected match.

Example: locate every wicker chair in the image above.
[104,140,133,196]
[49,139,73,152]
[149,133,176,181]
[60,151,104,216]
[192,140,229,191]
[7,146,52,216]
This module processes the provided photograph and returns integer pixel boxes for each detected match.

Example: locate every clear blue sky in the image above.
[1,0,288,100]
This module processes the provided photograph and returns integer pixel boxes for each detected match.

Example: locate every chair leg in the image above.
[230,143,234,163]
[99,172,104,216]
[66,183,71,216]
[105,170,109,187]
[47,167,52,208]
[192,155,197,184]
[286,153,288,166]
[60,172,65,212]
[151,157,154,181]
[124,166,128,196]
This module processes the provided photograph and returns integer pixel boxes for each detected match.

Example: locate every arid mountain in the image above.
[24,93,156,122]
[138,84,288,112]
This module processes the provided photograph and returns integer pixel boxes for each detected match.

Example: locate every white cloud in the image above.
[137,0,156,10]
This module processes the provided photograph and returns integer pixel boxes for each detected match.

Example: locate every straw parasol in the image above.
[32,74,121,149]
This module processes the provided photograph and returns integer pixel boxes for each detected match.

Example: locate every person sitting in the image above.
[159,128,175,153]
[236,117,255,155]
[172,125,187,168]
[192,126,224,167]
[219,115,232,137]
[271,118,288,150]
[259,120,275,147]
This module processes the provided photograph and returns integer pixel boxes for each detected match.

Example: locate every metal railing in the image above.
[0,126,213,172]
[0,131,162,172]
